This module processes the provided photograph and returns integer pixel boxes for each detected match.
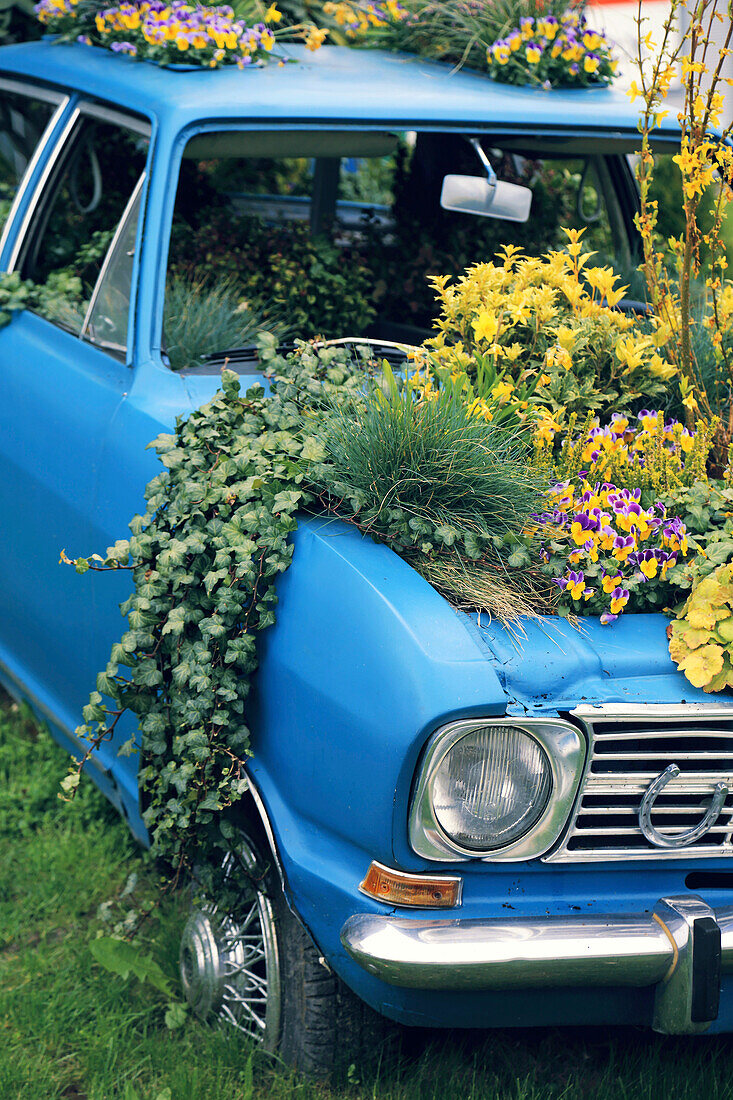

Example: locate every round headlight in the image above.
[432,724,552,851]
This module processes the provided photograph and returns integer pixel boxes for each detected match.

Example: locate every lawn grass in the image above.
[3,692,733,1100]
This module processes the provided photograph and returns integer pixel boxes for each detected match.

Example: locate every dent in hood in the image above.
[464,611,732,714]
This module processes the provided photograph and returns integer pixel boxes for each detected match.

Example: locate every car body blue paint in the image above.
[472,612,724,712]
[0,40,683,141]
[1,40,727,1035]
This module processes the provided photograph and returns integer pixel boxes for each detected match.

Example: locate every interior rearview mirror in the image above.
[440,137,532,223]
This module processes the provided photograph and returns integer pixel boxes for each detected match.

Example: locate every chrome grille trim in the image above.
[544,703,733,863]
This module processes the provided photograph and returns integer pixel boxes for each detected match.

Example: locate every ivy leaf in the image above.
[135,660,163,688]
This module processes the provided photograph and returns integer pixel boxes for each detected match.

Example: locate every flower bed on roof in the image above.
[35,0,327,66]
[34,0,619,86]
[487,11,618,88]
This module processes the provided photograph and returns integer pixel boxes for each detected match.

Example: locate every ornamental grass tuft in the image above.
[163,275,279,372]
[309,365,549,617]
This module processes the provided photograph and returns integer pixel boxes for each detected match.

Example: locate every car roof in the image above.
[0,39,680,144]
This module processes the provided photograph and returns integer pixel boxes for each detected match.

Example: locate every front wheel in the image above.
[179,827,390,1078]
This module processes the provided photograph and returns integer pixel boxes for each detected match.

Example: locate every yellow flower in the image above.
[583,54,600,75]
[503,343,523,362]
[567,574,587,599]
[304,24,328,49]
[264,3,282,22]
[491,380,514,404]
[472,310,499,343]
[640,557,658,579]
[610,590,630,614]
[546,345,572,371]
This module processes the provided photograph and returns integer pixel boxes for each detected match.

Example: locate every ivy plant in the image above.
[63,339,374,900]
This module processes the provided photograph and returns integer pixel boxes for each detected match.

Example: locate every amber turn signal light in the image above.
[359,860,462,909]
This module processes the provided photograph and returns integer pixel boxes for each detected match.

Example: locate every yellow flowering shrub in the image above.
[630,0,733,468]
[418,236,676,430]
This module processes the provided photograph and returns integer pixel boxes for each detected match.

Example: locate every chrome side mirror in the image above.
[440,138,532,223]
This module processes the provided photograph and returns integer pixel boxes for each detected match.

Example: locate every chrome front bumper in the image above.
[341,895,733,1034]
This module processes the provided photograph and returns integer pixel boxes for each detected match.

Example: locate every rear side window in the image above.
[0,85,57,235]
[20,109,149,357]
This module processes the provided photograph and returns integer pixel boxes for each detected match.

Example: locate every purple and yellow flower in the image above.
[610,587,630,615]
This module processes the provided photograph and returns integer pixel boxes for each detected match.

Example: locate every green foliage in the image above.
[67,340,375,904]
[669,563,733,691]
[663,480,733,589]
[66,338,549,896]
[307,363,547,615]
[170,212,376,338]
[0,269,85,331]
[90,935,189,1029]
[164,276,279,372]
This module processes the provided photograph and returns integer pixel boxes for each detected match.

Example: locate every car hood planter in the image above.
[2,36,733,1076]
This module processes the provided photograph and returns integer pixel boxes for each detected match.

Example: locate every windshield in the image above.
[163,128,642,372]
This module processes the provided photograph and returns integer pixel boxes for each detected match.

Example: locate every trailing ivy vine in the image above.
[63,338,374,898]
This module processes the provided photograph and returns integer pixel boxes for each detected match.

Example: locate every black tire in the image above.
[180,824,393,1080]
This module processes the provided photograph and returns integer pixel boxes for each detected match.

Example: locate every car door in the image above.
[0,95,150,807]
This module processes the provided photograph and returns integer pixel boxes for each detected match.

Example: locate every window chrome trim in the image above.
[0,76,65,105]
[79,101,151,138]
[6,104,80,273]
[81,169,146,348]
[0,94,70,264]
[408,717,586,863]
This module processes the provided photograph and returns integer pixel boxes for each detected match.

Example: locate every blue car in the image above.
[1,37,732,1078]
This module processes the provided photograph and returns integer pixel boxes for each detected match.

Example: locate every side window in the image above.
[0,85,58,236]
[81,176,144,356]
[20,110,149,357]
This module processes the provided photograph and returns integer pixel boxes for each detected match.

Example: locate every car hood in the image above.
[465,611,732,715]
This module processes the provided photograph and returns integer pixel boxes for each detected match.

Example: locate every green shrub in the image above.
[169,211,376,338]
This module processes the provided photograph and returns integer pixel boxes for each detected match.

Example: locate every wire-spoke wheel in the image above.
[179,823,393,1079]
[179,833,281,1052]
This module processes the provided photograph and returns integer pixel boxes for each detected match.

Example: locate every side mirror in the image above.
[440,137,532,224]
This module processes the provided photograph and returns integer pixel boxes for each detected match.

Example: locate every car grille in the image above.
[545,704,733,862]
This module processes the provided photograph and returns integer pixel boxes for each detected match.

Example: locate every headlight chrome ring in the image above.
[409,717,586,862]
